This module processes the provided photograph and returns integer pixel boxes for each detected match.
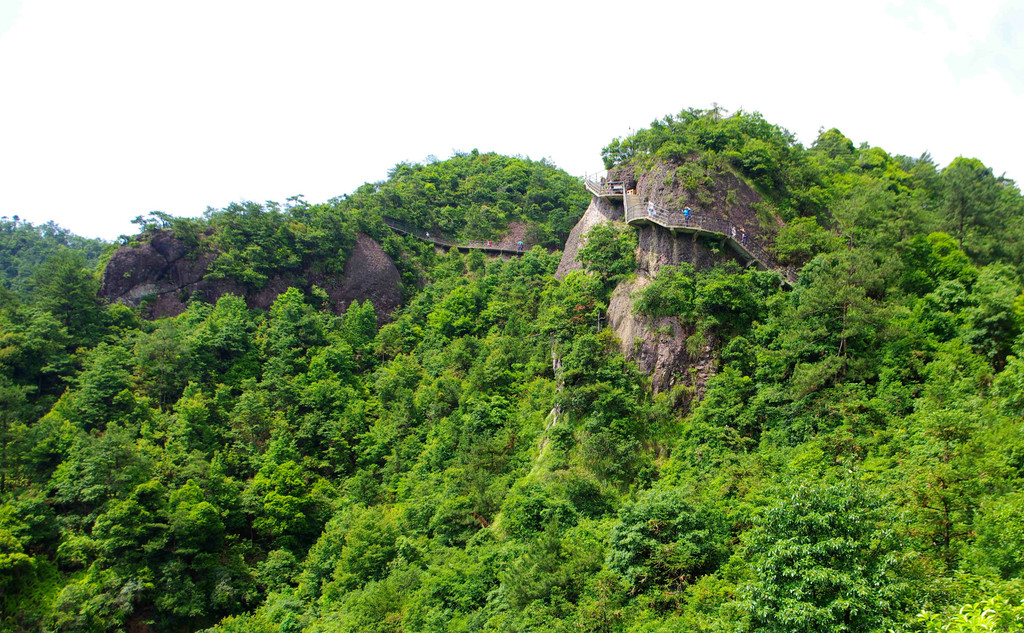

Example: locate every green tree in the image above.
[607,487,728,595]
[775,216,843,266]
[918,595,1024,633]
[31,249,104,342]
[0,217,104,294]
[577,223,638,283]
[971,491,1024,579]
[941,157,1023,264]
[245,459,332,549]
[744,478,911,633]
[776,248,885,394]
[962,263,1022,366]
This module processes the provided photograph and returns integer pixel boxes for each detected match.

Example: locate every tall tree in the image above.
[31,250,104,343]
[941,157,1023,264]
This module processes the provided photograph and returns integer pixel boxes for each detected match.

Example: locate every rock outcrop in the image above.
[556,157,782,396]
[100,231,402,323]
[554,197,623,279]
[310,233,404,322]
[631,224,746,276]
[606,277,717,396]
[615,159,773,239]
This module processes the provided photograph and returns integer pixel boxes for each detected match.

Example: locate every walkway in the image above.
[585,177,797,285]
[584,177,625,199]
[382,216,527,256]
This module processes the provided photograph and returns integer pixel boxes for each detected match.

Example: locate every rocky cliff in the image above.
[556,158,783,394]
[605,277,716,397]
[554,197,623,279]
[100,231,402,323]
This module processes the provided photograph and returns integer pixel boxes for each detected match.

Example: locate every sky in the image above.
[1,0,1022,240]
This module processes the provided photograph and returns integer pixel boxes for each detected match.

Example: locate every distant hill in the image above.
[0,217,107,294]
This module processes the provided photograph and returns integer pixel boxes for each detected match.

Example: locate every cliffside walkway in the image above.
[584,177,797,285]
[584,178,625,199]
[382,216,527,256]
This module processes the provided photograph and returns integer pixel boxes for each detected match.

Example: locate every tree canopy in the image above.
[2,119,1024,633]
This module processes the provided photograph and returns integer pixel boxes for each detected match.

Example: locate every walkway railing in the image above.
[584,177,626,198]
[623,199,797,284]
[382,216,528,256]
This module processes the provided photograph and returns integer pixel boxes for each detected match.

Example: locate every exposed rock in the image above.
[609,158,783,278]
[99,232,229,318]
[315,233,403,325]
[248,274,295,312]
[100,242,170,302]
[614,158,775,238]
[632,224,745,275]
[555,197,623,279]
[100,231,402,323]
[606,277,716,396]
[555,158,781,398]
[150,230,187,262]
[495,221,529,250]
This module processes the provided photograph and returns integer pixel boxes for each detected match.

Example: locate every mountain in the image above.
[2,109,1023,633]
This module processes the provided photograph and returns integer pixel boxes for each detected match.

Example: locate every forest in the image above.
[1,110,1023,632]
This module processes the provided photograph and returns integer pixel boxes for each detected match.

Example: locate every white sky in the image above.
[1,0,1021,240]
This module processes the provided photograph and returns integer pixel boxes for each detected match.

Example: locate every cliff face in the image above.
[555,205,726,392]
[313,233,404,321]
[556,158,781,394]
[606,277,716,396]
[557,159,770,279]
[100,231,402,323]
[554,197,623,279]
[631,224,746,276]
[614,159,773,239]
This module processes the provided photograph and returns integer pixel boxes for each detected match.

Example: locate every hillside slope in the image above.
[2,111,1024,633]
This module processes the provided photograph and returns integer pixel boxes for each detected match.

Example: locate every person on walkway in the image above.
[487,240,492,247]
[731,226,736,240]
[684,207,692,221]
[648,201,655,218]
[517,240,524,252]
[741,230,747,245]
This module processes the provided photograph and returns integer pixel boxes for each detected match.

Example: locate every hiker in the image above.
[648,201,655,217]
[741,230,747,245]
[731,226,736,239]
[487,240,492,247]
[684,207,691,220]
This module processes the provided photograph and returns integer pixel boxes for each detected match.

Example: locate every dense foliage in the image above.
[343,150,589,248]
[122,151,588,295]
[2,119,1024,633]
[604,108,1024,268]
[0,218,106,295]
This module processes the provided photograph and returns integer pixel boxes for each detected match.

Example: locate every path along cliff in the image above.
[556,159,795,396]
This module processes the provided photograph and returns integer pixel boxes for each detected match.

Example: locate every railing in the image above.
[584,177,626,198]
[382,217,528,255]
[623,200,797,284]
